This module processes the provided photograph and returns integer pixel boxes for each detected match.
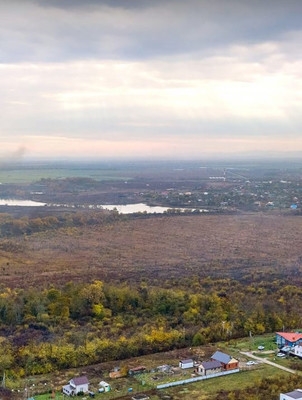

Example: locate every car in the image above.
[246,361,257,366]
[277,352,286,357]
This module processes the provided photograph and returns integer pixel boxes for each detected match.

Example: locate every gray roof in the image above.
[71,376,89,386]
[180,358,193,364]
[201,360,222,370]
[211,351,231,364]
[283,390,302,399]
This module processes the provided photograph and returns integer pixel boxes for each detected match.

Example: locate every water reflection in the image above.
[102,203,171,214]
[0,199,47,206]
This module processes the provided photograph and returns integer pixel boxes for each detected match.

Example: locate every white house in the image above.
[63,376,89,396]
[280,389,302,400]
[292,345,302,358]
[179,359,194,369]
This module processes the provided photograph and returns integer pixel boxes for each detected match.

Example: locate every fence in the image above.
[156,369,240,389]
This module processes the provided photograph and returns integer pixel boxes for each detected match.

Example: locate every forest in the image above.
[0,263,302,376]
[1,276,302,400]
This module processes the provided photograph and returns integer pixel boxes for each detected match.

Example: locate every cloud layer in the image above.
[1,0,302,160]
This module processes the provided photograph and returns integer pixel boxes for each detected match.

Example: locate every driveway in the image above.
[240,351,297,374]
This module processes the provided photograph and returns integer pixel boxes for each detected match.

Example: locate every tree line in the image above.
[0,277,301,377]
[0,211,125,237]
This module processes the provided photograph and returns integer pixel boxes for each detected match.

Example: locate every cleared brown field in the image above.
[1,212,301,288]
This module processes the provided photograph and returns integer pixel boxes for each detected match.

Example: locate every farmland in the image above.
[0,211,302,289]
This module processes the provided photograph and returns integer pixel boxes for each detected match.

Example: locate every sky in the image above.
[1,0,302,161]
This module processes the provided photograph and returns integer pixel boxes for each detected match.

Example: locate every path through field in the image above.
[240,351,297,374]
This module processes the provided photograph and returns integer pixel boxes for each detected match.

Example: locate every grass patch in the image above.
[0,167,131,184]
[161,365,290,400]
[221,334,277,353]
[32,365,291,400]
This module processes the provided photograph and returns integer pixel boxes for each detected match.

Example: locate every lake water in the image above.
[0,199,171,213]
[0,199,47,206]
[0,200,207,214]
[101,203,172,214]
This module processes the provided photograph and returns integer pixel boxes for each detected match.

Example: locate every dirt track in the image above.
[240,352,297,374]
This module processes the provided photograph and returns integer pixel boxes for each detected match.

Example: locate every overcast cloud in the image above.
[1,0,302,160]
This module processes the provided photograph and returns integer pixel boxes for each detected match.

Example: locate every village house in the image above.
[211,351,239,370]
[276,332,302,348]
[280,389,302,400]
[62,376,89,396]
[196,360,222,376]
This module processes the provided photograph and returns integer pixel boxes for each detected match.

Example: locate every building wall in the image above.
[179,361,193,369]
[205,367,221,376]
[294,346,302,357]
[75,384,89,394]
[276,334,302,348]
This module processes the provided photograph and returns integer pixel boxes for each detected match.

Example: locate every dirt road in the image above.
[240,351,297,374]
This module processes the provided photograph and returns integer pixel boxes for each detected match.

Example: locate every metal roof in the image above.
[71,376,89,386]
[211,351,231,364]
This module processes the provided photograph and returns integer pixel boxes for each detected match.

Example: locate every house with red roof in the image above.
[276,332,302,348]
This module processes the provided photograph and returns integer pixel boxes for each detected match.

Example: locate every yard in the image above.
[14,335,302,400]
[31,364,286,400]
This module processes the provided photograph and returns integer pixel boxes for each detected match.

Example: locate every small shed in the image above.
[179,358,194,369]
[129,366,146,375]
[99,381,110,392]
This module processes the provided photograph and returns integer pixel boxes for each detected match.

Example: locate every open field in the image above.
[1,211,302,288]
[164,365,282,400]
[0,163,134,184]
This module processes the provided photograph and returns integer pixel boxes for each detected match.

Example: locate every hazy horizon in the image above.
[2,151,302,167]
